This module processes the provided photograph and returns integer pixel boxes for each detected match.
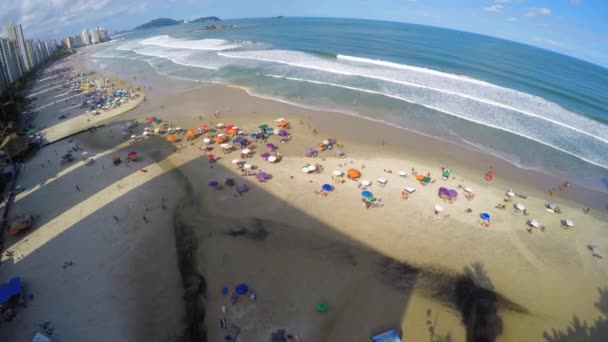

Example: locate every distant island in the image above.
[134,16,220,30]
[191,24,235,33]
[274,16,285,18]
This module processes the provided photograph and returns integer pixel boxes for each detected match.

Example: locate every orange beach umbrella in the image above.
[186,129,196,138]
[167,135,177,142]
[347,168,361,179]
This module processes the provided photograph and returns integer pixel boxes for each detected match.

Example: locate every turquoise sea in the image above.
[92,17,608,191]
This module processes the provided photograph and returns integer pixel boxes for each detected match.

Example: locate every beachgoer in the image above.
[584,207,590,214]
[465,208,472,213]
[113,216,119,222]
[75,185,80,191]
[143,215,148,224]
[313,129,318,135]
[219,317,227,329]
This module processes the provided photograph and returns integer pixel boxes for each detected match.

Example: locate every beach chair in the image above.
[237,184,249,195]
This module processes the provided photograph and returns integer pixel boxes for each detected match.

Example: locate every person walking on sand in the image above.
[75,185,80,191]
[113,216,119,223]
[143,215,148,224]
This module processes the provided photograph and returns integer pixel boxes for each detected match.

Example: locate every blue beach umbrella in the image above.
[480,212,491,221]
[322,184,332,192]
[361,190,372,198]
[235,283,249,295]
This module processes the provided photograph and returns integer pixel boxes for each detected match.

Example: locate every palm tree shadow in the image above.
[543,288,608,341]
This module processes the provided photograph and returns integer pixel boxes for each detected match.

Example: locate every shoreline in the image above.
[82,49,608,209]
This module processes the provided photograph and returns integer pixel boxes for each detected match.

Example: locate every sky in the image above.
[0,0,607,67]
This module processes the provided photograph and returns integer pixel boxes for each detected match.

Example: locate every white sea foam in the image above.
[221,50,608,144]
[98,40,608,170]
[139,35,241,51]
[265,74,608,169]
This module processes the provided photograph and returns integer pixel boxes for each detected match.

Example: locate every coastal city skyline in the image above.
[0,21,58,95]
[0,20,110,96]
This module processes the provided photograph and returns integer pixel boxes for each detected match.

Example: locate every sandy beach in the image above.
[1,50,607,341]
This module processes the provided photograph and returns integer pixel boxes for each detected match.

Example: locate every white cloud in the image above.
[494,0,511,3]
[526,7,552,17]
[484,4,503,12]
[507,17,517,22]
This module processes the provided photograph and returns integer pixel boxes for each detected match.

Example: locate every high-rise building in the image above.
[0,63,7,95]
[90,28,100,44]
[0,38,21,84]
[4,21,31,72]
[24,40,35,68]
[81,29,90,45]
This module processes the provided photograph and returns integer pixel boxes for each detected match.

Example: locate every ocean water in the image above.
[92,17,608,191]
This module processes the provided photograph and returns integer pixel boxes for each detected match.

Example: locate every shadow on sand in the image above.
[543,288,608,341]
[1,129,529,342]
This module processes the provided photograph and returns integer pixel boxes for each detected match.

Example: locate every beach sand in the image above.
[1,52,607,341]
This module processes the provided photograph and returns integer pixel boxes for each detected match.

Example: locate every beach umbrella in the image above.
[242,148,251,155]
[225,124,234,131]
[528,219,541,228]
[398,170,407,177]
[143,131,150,136]
[277,120,288,128]
[279,130,289,136]
[167,135,176,142]
[448,189,458,198]
[147,116,156,123]
[275,117,286,123]
[203,138,211,144]
[332,170,343,177]
[235,283,249,295]
[228,128,238,135]
[438,187,449,196]
[268,156,277,163]
[127,151,137,157]
[243,163,253,170]
[322,140,330,145]
[305,147,316,156]
[301,166,310,173]
[506,190,515,197]
[260,152,271,159]
[207,153,215,161]
[308,165,317,172]
[480,212,491,221]
[250,133,259,138]
[186,129,196,138]
[220,143,231,149]
[361,190,372,198]
[233,136,246,146]
[201,124,207,130]
[547,203,558,210]
[361,180,371,186]
[316,302,328,313]
[82,151,89,156]
[564,219,575,227]
[347,169,361,179]
[423,176,432,183]
[515,203,525,211]
[433,204,444,213]
[154,128,160,134]
[259,124,269,131]
[208,180,219,188]
[232,159,242,165]
[216,123,225,128]
[377,177,388,185]
[256,172,270,181]
[266,143,276,150]
[463,187,474,193]
[273,128,280,135]
[322,184,333,192]
[130,135,137,139]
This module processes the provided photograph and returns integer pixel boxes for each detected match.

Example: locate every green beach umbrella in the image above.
[259,124,269,131]
[316,302,328,313]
